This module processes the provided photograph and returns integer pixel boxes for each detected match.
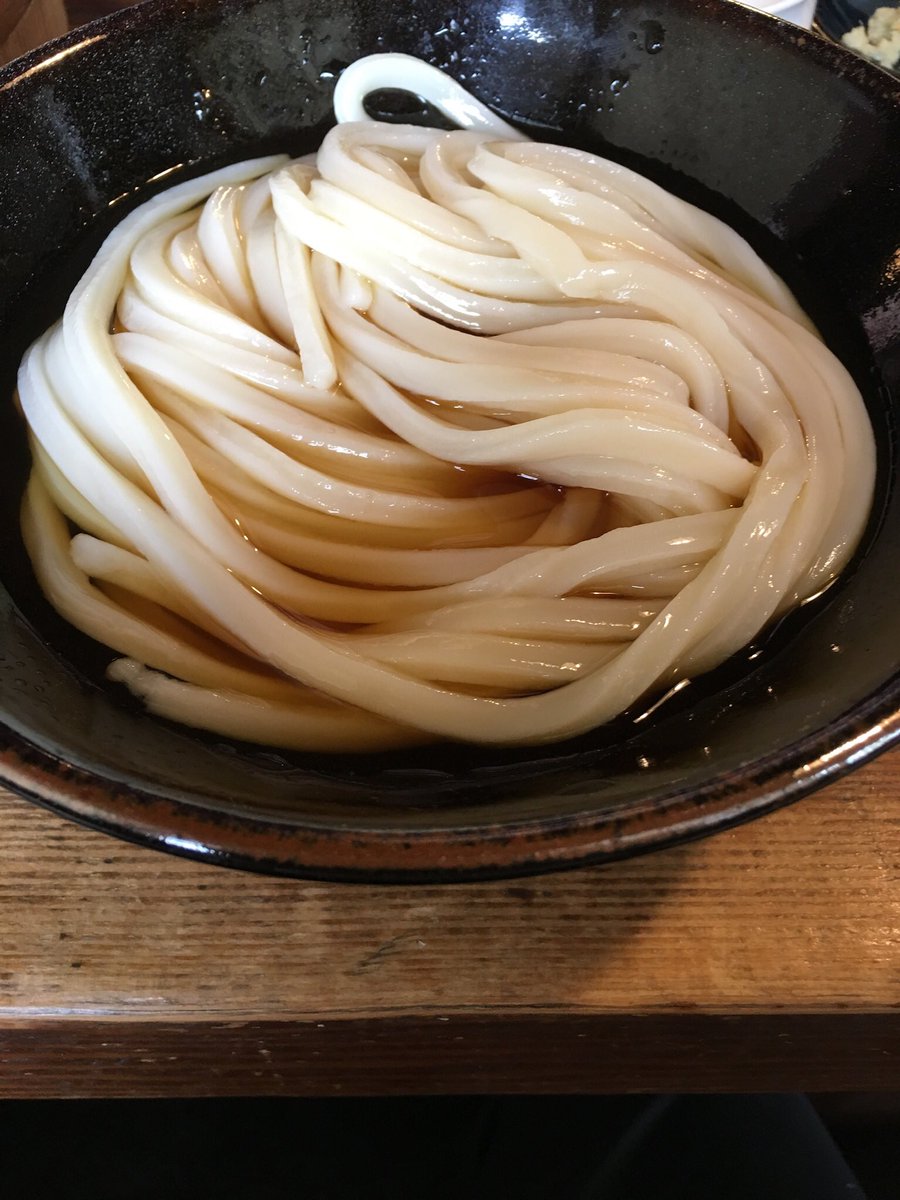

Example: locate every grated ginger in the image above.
[842,6,900,69]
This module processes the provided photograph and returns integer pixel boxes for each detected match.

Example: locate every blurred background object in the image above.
[67,0,131,27]
[0,0,68,63]
[741,0,818,28]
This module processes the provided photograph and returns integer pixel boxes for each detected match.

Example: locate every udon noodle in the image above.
[16,54,875,750]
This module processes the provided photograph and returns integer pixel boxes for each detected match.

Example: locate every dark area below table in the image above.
[2,1093,898,1199]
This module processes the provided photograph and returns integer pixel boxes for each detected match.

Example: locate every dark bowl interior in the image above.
[0,0,898,881]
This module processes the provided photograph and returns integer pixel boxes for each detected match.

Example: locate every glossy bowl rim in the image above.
[3,675,899,881]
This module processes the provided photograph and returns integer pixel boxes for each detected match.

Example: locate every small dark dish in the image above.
[817,0,900,77]
[0,0,898,882]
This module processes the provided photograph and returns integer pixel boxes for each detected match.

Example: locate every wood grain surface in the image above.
[2,0,898,1099]
[1,750,898,1097]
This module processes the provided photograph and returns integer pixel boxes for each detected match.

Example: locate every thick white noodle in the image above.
[15,56,876,750]
[332,53,527,140]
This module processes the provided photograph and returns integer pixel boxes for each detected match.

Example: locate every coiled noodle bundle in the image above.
[16,56,876,751]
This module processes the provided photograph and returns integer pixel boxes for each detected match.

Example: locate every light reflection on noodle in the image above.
[15,56,875,750]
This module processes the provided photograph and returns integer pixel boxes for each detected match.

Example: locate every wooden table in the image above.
[0,0,897,1101]
[1,757,898,1099]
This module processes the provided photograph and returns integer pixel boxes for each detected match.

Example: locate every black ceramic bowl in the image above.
[0,0,898,882]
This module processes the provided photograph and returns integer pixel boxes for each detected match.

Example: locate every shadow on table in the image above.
[300,836,700,1007]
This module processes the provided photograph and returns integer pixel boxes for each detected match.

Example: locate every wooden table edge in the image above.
[2,1010,898,1097]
